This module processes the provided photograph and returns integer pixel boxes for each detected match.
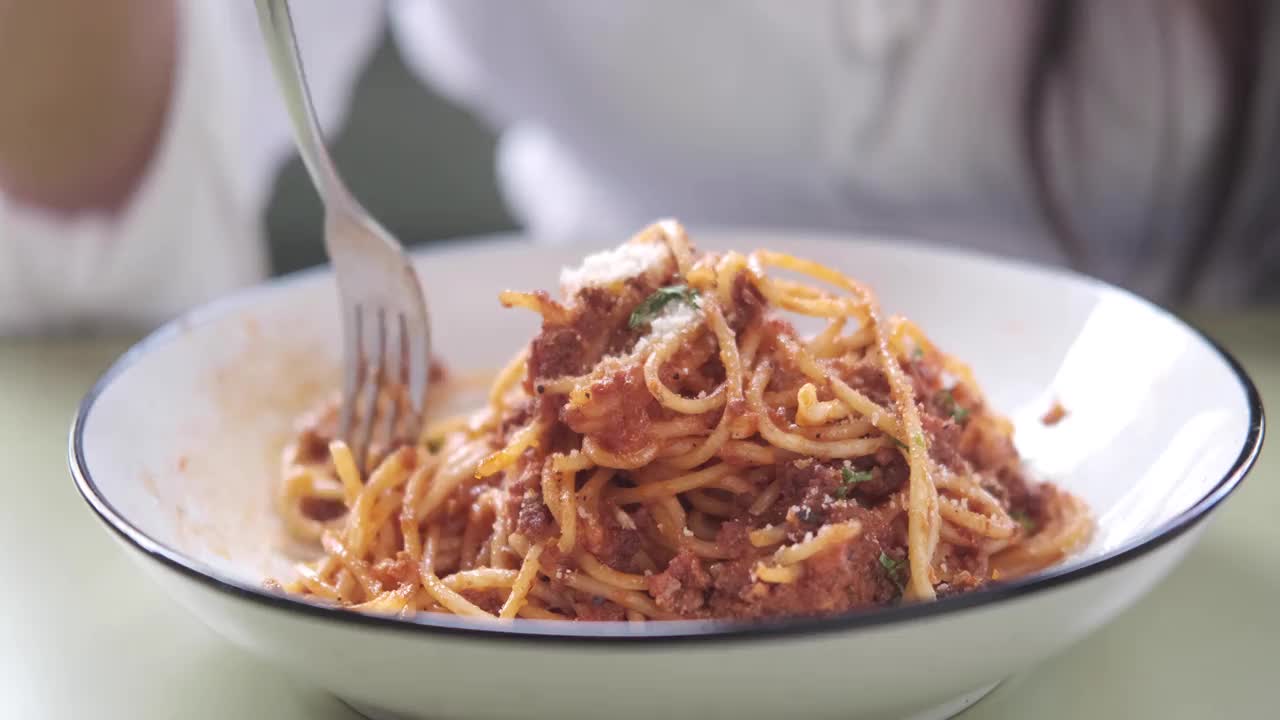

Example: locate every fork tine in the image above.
[338,302,362,442]
[355,308,387,473]
[403,271,431,417]
[380,312,405,448]
[406,335,430,424]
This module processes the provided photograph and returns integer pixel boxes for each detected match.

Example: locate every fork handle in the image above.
[254,0,353,210]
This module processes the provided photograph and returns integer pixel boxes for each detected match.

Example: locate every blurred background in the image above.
[4,0,1278,325]
[265,31,513,275]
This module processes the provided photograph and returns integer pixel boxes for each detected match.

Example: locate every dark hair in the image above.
[1022,0,1268,302]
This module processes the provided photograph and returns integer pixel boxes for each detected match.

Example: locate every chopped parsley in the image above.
[842,466,873,485]
[891,437,907,449]
[834,466,873,500]
[628,285,700,329]
[1011,510,1037,533]
[935,389,970,424]
[911,346,925,360]
[879,551,906,592]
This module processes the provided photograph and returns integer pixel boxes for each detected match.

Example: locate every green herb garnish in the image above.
[1011,510,1037,533]
[879,551,906,592]
[833,466,873,500]
[842,467,873,485]
[891,437,907,449]
[935,389,970,425]
[628,285,700,329]
[913,433,926,448]
[911,346,925,360]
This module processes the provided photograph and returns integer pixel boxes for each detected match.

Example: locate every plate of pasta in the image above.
[71,222,1262,720]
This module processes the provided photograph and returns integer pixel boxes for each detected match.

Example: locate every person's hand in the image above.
[0,0,177,213]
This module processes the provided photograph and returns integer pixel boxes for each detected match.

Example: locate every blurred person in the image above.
[2,0,1277,335]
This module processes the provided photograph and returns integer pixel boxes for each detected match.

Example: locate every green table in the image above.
[2,311,1274,719]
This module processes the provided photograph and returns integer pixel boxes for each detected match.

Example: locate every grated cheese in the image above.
[632,300,702,355]
[614,508,637,530]
[560,242,669,295]
[647,300,700,340]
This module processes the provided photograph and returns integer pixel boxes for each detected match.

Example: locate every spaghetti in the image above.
[277,220,1091,621]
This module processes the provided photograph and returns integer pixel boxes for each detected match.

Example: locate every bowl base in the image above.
[339,681,1001,720]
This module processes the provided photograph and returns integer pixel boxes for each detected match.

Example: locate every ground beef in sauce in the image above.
[628,459,913,620]
[705,502,903,619]
[515,492,554,544]
[527,326,589,384]
[561,366,656,455]
[502,454,556,544]
[526,278,667,387]
[833,358,892,406]
[573,598,629,622]
[767,457,906,529]
[727,272,766,331]
[647,550,713,615]
[959,422,1019,474]
[579,506,644,572]
[300,496,346,522]
[850,449,910,504]
[459,588,508,615]
[921,413,966,472]
[1041,401,1068,426]
[371,552,418,588]
[714,520,752,558]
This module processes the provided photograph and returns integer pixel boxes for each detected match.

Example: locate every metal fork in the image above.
[255,0,432,471]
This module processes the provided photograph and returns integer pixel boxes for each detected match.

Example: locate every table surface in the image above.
[1,310,1274,720]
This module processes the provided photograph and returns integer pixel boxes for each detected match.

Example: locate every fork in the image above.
[255,0,432,472]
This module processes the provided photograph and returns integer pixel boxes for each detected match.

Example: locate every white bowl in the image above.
[71,231,1263,720]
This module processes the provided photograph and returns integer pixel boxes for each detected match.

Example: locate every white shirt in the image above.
[0,0,1235,333]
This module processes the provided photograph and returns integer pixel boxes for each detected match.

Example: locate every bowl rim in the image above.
[68,231,1266,644]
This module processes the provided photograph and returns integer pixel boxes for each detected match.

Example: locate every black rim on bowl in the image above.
[68,237,1266,644]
